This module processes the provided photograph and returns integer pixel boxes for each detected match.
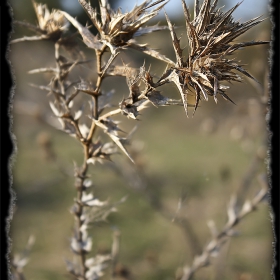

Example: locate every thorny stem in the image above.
[55,43,66,95]
[74,43,118,279]
[180,183,268,280]
[99,109,122,120]
[52,42,90,278]
[96,45,107,91]
[77,157,89,277]
[70,118,84,140]
[73,141,91,278]
[86,94,99,142]
[235,71,270,208]
[86,45,107,142]
[70,58,174,274]
[66,89,79,106]
[75,112,93,276]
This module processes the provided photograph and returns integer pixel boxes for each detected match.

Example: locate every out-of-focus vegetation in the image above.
[9,0,272,279]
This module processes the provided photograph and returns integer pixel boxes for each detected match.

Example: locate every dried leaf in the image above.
[181,0,200,56]
[61,11,103,50]
[127,42,175,65]
[190,76,208,101]
[134,24,168,37]
[28,67,58,74]
[119,99,139,120]
[193,84,201,115]
[147,90,183,106]
[219,91,236,105]
[165,12,184,67]
[106,65,138,77]
[75,79,96,95]
[10,35,47,44]
[227,195,237,226]
[109,133,135,163]
[168,70,189,116]
[194,0,211,35]
[78,0,102,33]
[91,119,135,163]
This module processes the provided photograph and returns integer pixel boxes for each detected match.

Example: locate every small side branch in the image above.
[180,177,268,280]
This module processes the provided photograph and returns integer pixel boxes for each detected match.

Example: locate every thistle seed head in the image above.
[11,1,70,44]
[79,0,168,46]
[33,1,69,39]
[166,0,269,116]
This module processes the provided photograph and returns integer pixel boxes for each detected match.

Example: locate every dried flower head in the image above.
[166,0,269,116]
[61,0,174,63]
[11,1,69,43]
[33,2,69,36]
[79,0,167,46]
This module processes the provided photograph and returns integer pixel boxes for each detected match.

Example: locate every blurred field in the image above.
[9,0,272,279]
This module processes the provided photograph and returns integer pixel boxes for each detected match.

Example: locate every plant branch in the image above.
[180,177,268,280]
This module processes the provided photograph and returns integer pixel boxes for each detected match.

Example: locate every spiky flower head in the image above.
[79,0,168,46]
[11,1,69,43]
[166,0,269,116]
[61,0,174,63]
[32,1,69,37]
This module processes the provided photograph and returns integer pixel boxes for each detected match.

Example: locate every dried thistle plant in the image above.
[11,1,68,43]
[11,235,35,280]
[180,176,268,280]
[164,0,269,115]
[10,0,270,279]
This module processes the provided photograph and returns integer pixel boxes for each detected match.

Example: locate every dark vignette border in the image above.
[270,0,280,279]
[1,1,13,280]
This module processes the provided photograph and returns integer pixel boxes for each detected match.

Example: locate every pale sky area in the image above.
[61,0,270,21]
[116,0,269,20]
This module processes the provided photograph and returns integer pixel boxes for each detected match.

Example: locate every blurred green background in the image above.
[9,0,272,279]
